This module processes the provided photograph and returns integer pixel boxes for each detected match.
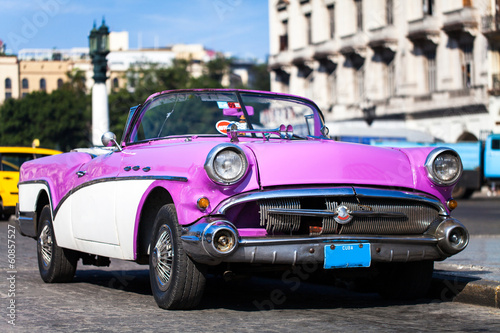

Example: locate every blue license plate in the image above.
[324,243,371,269]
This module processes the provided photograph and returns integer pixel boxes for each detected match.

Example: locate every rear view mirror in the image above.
[223,106,254,117]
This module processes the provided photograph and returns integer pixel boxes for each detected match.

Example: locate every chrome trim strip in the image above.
[238,234,438,246]
[353,187,447,214]
[215,186,447,215]
[215,187,355,214]
[267,208,407,219]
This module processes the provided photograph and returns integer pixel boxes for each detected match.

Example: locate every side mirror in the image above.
[321,126,330,138]
[101,132,122,151]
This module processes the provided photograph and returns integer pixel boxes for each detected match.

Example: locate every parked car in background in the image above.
[0,146,61,220]
[16,89,469,309]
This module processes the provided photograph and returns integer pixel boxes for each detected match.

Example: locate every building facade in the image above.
[269,0,500,142]
[0,56,20,104]
[1,31,252,104]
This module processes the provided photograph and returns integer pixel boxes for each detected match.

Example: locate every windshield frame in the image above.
[122,89,326,146]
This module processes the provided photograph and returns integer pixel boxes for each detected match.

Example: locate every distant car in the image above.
[16,89,469,309]
[0,146,61,220]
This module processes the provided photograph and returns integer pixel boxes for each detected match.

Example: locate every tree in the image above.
[0,73,90,151]
[108,59,227,140]
[248,63,271,91]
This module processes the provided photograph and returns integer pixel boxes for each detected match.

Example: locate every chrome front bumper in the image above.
[180,216,469,266]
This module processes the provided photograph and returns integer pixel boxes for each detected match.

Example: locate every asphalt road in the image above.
[452,194,500,235]
[1,196,499,332]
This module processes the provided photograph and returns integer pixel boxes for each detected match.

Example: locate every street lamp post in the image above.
[89,19,110,146]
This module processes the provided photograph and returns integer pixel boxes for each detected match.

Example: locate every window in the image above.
[492,139,500,150]
[425,50,437,92]
[1,153,44,172]
[328,5,335,39]
[305,71,314,99]
[386,59,396,97]
[22,78,29,89]
[461,44,473,89]
[423,0,434,16]
[113,77,119,89]
[276,70,290,94]
[356,64,365,101]
[355,0,363,32]
[57,78,64,89]
[463,0,472,7]
[5,92,12,100]
[40,78,46,91]
[5,78,11,89]
[305,13,312,45]
[386,0,394,25]
[280,20,288,51]
[328,69,337,106]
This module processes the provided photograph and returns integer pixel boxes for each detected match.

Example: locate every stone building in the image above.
[268,0,500,142]
[0,56,20,104]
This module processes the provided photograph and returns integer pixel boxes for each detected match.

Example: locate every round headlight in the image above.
[205,144,248,185]
[425,148,463,186]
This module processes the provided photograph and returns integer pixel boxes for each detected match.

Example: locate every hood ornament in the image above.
[334,205,353,224]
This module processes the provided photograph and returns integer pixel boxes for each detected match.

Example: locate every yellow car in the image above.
[1,146,61,220]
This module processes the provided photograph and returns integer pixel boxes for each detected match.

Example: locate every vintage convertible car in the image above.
[16,89,468,309]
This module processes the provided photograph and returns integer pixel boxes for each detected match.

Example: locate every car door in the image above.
[0,153,21,210]
[70,150,123,245]
[485,135,500,179]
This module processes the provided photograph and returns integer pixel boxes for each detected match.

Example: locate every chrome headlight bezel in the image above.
[204,144,249,185]
[425,148,463,186]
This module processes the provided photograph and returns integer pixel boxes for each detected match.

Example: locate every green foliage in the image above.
[109,58,227,140]
[0,74,90,151]
[248,63,271,91]
[0,59,271,150]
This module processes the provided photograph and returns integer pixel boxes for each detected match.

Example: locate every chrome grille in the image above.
[260,198,301,233]
[259,197,439,235]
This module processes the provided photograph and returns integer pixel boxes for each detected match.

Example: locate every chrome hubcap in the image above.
[153,225,174,291]
[39,224,53,267]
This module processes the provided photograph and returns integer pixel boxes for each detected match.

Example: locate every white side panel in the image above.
[18,183,50,212]
[52,197,77,250]
[115,180,156,260]
[71,181,120,245]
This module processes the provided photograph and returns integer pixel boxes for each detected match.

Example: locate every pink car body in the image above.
[16,89,469,309]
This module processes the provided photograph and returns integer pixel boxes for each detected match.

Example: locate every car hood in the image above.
[244,139,417,189]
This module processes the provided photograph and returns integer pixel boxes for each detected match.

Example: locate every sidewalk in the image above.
[433,234,500,308]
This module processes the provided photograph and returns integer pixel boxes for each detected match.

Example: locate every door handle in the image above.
[3,177,13,180]
[76,171,86,178]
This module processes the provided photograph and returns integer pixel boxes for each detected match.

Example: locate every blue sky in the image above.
[0,0,269,61]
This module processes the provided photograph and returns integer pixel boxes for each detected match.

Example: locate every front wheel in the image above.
[37,205,78,283]
[149,204,206,310]
[375,261,434,300]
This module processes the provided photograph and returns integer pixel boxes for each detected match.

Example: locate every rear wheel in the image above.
[149,204,206,309]
[375,261,434,300]
[37,205,78,283]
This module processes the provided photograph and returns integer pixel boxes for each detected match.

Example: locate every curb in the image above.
[432,272,500,308]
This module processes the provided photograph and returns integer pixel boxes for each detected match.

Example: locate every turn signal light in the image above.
[447,199,458,211]
[197,197,210,211]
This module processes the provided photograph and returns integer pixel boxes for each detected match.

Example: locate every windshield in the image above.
[128,91,323,143]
